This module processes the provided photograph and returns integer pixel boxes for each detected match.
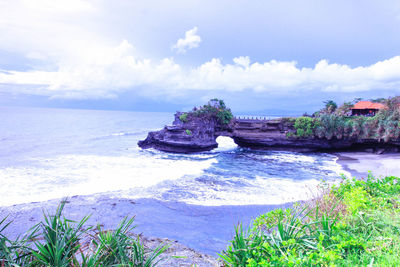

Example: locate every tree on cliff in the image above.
[323,100,338,113]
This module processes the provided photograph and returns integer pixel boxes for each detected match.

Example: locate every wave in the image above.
[176,176,324,206]
[115,151,348,206]
[0,154,217,207]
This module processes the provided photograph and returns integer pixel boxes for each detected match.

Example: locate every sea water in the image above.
[0,106,349,208]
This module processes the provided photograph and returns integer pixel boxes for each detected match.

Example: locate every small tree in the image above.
[323,100,337,113]
[385,96,400,111]
[335,102,353,116]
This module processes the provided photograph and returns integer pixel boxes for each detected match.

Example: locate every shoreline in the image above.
[2,151,400,264]
[335,152,400,178]
[0,193,291,261]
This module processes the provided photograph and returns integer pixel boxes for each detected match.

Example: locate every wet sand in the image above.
[336,152,400,178]
[0,193,291,261]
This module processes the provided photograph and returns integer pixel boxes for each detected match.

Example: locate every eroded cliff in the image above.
[138,115,400,153]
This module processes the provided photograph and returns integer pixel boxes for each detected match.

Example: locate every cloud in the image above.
[172,27,201,54]
[1,1,400,102]
[1,38,400,99]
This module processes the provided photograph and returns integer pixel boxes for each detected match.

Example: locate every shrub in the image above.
[343,186,369,214]
[324,100,338,113]
[185,129,192,135]
[0,200,169,266]
[191,99,233,125]
[220,174,400,266]
[302,97,400,142]
[179,113,188,123]
[32,200,90,266]
[216,108,234,125]
[293,117,318,138]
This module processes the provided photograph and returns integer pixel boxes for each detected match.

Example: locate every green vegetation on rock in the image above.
[220,174,400,266]
[293,117,319,138]
[179,113,188,123]
[180,99,233,126]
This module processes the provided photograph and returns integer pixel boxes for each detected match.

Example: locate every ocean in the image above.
[0,106,350,254]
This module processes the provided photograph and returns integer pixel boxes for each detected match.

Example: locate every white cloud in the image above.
[1,1,400,100]
[1,38,400,99]
[172,27,201,54]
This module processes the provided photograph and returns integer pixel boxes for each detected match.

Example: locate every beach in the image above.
[336,152,400,179]
[1,150,400,264]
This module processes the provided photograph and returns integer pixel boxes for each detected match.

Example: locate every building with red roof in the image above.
[351,101,386,116]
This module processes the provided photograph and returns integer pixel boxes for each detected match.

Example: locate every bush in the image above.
[179,113,188,123]
[220,174,400,266]
[293,117,318,138]
[216,109,234,125]
[190,99,233,125]
[324,100,338,113]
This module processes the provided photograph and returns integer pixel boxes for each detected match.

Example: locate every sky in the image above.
[1,0,400,114]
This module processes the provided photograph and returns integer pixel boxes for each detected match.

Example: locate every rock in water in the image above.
[138,112,221,153]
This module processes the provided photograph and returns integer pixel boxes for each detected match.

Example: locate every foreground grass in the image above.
[220,174,400,266]
[0,200,168,266]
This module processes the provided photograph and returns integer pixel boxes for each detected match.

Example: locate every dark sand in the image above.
[0,193,291,264]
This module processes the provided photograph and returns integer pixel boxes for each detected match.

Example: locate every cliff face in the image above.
[138,112,223,153]
[138,114,400,153]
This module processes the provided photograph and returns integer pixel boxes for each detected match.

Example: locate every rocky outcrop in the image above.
[138,112,228,153]
[230,119,400,152]
[138,114,400,153]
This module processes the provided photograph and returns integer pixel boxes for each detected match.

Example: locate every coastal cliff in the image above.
[138,99,400,153]
[139,116,400,153]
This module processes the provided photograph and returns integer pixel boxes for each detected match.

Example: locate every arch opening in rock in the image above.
[214,136,237,152]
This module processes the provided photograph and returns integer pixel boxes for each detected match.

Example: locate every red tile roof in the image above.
[351,101,386,110]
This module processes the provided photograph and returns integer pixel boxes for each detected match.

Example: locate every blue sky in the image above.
[1,0,400,114]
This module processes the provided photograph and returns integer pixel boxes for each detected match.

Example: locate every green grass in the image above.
[220,173,400,266]
[0,199,169,266]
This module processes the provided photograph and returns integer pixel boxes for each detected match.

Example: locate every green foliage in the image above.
[185,99,233,125]
[0,216,37,266]
[281,117,296,125]
[303,107,400,141]
[32,200,90,266]
[343,186,369,214]
[301,96,400,142]
[185,129,192,135]
[179,113,188,123]
[293,117,318,138]
[371,97,386,103]
[0,200,169,266]
[216,108,234,125]
[324,100,338,113]
[384,96,400,111]
[85,217,168,266]
[335,101,353,116]
[220,174,400,266]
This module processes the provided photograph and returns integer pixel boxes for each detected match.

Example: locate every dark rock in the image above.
[138,115,400,153]
[138,113,220,153]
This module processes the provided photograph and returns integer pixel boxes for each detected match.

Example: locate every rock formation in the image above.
[138,112,225,153]
[138,114,400,153]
